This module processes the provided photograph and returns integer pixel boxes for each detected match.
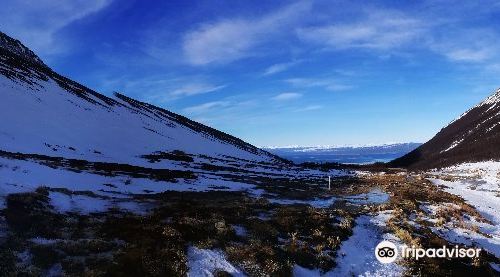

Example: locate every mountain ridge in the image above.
[391,88,500,169]
[0,30,283,165]
[0,31,45,66]
[263,142,422,150]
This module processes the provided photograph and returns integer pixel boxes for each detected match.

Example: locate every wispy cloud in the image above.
[182,1,310,65]
[170,83,226,97]
[272,92,302,101]
[297,9,425,50]
[0,0,112,57]
[263,60,303,75]
[285,77,353,91]
[295,6,500,66]
[295,105,323,112]
[96,74,225,103]
[183,101,231,114]
[426,28,500,63]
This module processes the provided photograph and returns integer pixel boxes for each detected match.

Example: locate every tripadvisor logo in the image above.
[375,240,481,263]
[375,241,398,264]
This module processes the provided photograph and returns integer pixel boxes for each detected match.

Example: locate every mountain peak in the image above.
[479,87,500,107]
[0,31,45,67]
[391,87,500,169]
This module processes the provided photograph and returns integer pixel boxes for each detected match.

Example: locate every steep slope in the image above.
[391,88,500,169]
[0,31,281,166]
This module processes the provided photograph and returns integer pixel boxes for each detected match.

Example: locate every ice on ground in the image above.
[343,188,390,205]
[232,225,247,237]
[269,188,389,208]
[187,246,245,277]
[49,192,109,214]
[293,210,405,277]
[268,197,336,208]
[0,215,7,240]
[45,263,63,277]
[427,161,500,258]
[30,237,60,245]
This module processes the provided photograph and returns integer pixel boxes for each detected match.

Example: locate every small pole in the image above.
[328,175,331,190]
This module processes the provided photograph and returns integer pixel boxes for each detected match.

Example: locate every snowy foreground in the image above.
[293,211,404,277]
[427,162,500,267]
[3,155,500,275]
[2,151,500,275]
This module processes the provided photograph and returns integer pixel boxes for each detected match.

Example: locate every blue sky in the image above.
[2,0,500,146]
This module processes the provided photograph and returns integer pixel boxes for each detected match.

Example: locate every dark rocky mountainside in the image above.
[391,89,500,169]
[0,32,45,66]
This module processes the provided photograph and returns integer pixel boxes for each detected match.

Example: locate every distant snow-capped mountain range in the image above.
[263,143,422,164]
[263,143,422,151]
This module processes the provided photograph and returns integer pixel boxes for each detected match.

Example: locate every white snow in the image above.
[490,263,500,272]
[330,211,405,276]
[427,161,500,258]
[0,74,275,168]
[447,88,500,126]
[49,192,109,214]
[293,210,405,277]
[441,137,464,153]
[0,155,269,214]
[187,246,245,277]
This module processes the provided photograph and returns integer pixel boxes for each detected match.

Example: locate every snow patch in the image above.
[187,246,245,277]
[428,161,500,257]
[293,210,405,276]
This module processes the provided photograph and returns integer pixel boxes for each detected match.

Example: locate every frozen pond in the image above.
[268,188,390,208]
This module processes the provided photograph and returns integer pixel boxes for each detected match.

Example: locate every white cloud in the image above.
[263,60,302,75]
[0,0,111,57]
[183,101,231,114]
[426,29,500,63]
[171,83,226,97]
[272,92,302,101]
[96,74,226,103]
[295,6,500,66]
[285,77,352,91]
[297,10,425,50]
[182,1,310,65]
[296,105,323,112]
[445,49,491,62]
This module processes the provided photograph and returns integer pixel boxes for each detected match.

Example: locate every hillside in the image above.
[0,31,282,166]
[391,89,500,169]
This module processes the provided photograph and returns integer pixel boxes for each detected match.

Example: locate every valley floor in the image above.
[0,154,499,276]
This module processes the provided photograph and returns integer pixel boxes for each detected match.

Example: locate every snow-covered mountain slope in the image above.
[391,89,500,169]
[1,31,348,214]
[0,31,281,166]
